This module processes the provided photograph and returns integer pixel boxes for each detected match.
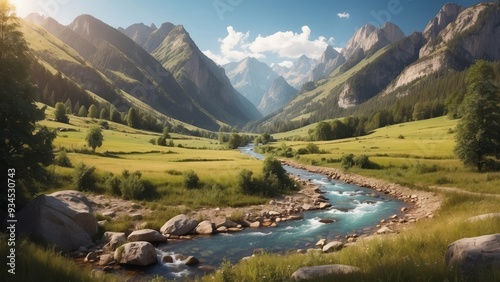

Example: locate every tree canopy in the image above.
[454,60,500,171]
[0,0,55,196]
[86,127,103,153]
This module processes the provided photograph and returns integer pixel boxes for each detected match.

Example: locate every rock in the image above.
[101,232,125,243]
[162,255,174,263]
[269,200,276,205]
[315,239,326,247]
[103,233,126,252]
[84,251,98,263]
[401,207,408,212]
[445,234,500,279]
[195,220,215,235]
[127,229,167,243]
[78,246,88,253]
[185,256,200,266]
[250,221,262,228]
[216,226,228,232]
[319,218,335,224]
[322,241,344,253]
[269,211,281,217]
[291,264,362,280]
[214,216,238,228]
[97,220,108,227]
[160,214,198,236]
[114,242,157,266]
[101,211,116,218]
[15,191,97,252]
[302,204,312,211]
[102,266,114,273]
[99,254,115,266]
[467,213,500,222]
[130,213,143,220]
[319,203,332,209]
[377,226,394,234]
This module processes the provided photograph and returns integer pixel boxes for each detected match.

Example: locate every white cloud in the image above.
[334,47,343,53]
[278,61,293,68]
[337,12,350,19]
[204,25,334,65]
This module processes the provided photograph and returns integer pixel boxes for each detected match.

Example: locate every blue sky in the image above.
[12,0,486,66]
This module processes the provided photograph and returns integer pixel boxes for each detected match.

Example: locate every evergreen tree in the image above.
[64,98,73,114]
[126,107,140,128]
[54,102,69,123]
[454,60,500,171]
[87,104,98,119]
[78,105,87,117]
[0,1,56,196]
[100,107,109,120]
[85,127,103,153]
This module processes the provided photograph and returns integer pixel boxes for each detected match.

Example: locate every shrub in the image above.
[305,143,320,154]
[73,163,96,192]
[354,155,370,169]
[103,173,121,196]
[238,169,255,194]
[296,148,309,155]
[120,174,144,200]
[341,154,355,170]
[183,170,200,189]
[398,134,405,139]
[54,150,72,168]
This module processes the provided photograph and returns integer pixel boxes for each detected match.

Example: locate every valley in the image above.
[1,0,499,281]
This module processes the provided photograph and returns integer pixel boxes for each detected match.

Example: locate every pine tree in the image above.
[54,102,69,123]
[0,1,55,195]
[126,107,140,128]
[87,104,98,119]
[454,60,500,171]
[78,105,88,117]
[100,107,109,120]
[86,127,103,153]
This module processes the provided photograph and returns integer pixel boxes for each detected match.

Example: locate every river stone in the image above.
[250,221,261,228]
[127,229,167,243]
[315,239,326,247]
[291,264,362,280]
[195,220,215,235]
[99,254,115,266]
[160,214,198,236]
[377,226,394,234]
[322,241,344,253]
[114,242,158,266]
[185,256,200,266]
[102,232,126,252]
[15,191,97,252]
[214,216,239,228]
[445,234,500,279]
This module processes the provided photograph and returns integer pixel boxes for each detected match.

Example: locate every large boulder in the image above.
[160,214,198,236]
[322,241,344,253]
[291,264,362,280]
[127,229,167,243]
[195,220,215,235]
[114,242,158,266]
[214,216,239,228]
[15,191,97,251]
[102,232,126,252]
[445,234,500,279]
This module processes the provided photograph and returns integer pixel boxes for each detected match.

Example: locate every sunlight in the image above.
[9,0,36,17]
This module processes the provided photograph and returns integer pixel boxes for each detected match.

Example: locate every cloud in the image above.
[278,61,293,68]
[334,47,343,53]
[204,25,333,65]
[337,12,350,19]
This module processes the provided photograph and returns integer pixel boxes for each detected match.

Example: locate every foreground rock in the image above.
[114,242,158,266]
[445,234,500,279]
[195,220,215,235]
[322,241,344,253]
[15,190,97,251]
[160,214,198,236]
[102,232,126,252]
[127,229,167,243]
[291,264,362,280]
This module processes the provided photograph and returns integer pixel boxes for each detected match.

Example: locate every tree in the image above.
[77,105,87,117]
[0,1,56,196]
[454,60,500,171]
[228,132,243,149]
[312,122,332,141]
[86,126,103,153]
[54,102,69,123]
[100,107,109,120]
[87,104,98,119]
[126,107,140,128]
[183,170,200,189]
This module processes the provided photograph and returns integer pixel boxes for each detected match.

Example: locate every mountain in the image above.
[122,22,262,126]
[254,2,499,133]
[309,45,345,81]
[258,77,299,116]
[223,57,279,109]
[273,55,316,89]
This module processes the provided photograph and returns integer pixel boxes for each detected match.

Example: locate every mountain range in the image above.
[22,2,500,133]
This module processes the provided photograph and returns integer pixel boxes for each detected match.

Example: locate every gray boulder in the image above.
[114,242,158,266]
[322,241,344,253]
[445,234,500,279]
[127,229,167,243]
[102,232,126,252]
[160,214,198,236]
[15,191,97,251]
[291,264,362,280]
[195,220,215,235]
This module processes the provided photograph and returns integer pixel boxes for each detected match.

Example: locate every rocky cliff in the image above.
[258,76,299,116]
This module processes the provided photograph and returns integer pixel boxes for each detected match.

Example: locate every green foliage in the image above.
[0,3,56,196]
[103,172,121,196]
[73,163,96,192]
[126,107,140,128]
[87,104,98,118]
[85,126,103,153]
[354,154,370,169]
[183,169,200,189]
[454,60,500,171]
[306,143,320,154]
[120,174,144,200]
[341,154,355,170]
[100,107,109,120]
[54,102,69,123]
[54,150,72,168]
[238,169,255,194]
[228,132,243,149]
[77,105,87,117]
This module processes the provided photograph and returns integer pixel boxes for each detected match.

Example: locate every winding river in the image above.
[136,145,407,280]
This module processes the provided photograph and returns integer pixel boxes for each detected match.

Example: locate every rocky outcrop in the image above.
[291,264,362,280]
[15,190,97,252]
[127,229,167,243]
[114,242,158,266]
[258,76,298,116]
[273,55,316,89]
[160,214,198,236]
[309,45,344,81]
[445,234,500,279]
[422,3,464,42]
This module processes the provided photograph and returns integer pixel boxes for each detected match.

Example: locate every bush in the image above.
[183,170,200,189]
[73,163,96,192]
[398,134,405,139]
[104,173,121,196]
[354,155,370,168]
[341,154,355,170]
[238,169,255,194]
[296,148,309,155]
[305,143,320,154]
[120,174,144,200]
[54,150,72,167]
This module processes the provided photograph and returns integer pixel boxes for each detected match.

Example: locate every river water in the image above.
[136,145,406,280]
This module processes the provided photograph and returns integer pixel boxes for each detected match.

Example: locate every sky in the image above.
[11,0,486,67]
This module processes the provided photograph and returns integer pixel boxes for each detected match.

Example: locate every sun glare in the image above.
[9,0,33,17]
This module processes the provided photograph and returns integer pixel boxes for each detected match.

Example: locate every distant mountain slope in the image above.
[122,22,262,126]
[223,57,280,109]
[258,77,298,116]
[309,45,345,81]
[273,55,316,89]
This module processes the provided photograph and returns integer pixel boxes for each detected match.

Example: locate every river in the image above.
[134,145,407,280]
